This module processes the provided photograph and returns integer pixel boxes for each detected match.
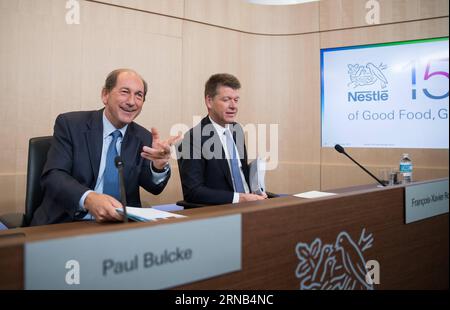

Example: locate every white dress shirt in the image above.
[209,116,250,203]
[77,112,169,219]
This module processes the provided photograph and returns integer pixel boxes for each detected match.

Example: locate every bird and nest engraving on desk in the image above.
[295,228,379,290]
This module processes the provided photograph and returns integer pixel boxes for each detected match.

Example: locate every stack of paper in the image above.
[249,158,266,195]
[293,191,337,199]
[116,207,186,222]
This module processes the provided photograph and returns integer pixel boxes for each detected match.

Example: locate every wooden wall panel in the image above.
[321,147,449,190]
[266,162,321,194]
[180,21,242,126]
[140,166,183,206]
[0,175,25,214]
[239,33,321,163]
[0,0,183,215]
[93,0,185,18]
[83,1,183,37]
[321,163,449,191]
[185,0,319,34]
[320,17,449,48]
[320,0,449,31]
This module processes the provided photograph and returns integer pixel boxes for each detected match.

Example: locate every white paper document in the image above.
[293,191,337,199]
[249,158,266,195]
[116,207,186,222]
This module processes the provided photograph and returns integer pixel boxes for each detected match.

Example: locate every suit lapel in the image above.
[202,117,234,190]
[121,123,140,182]
[85,110,103,182]
[217,136,234,190]
[232,128,249,185]
[233,130,245,162]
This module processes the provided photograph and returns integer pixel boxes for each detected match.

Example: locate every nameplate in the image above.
[25,214,241,289]
[405,179,449,224]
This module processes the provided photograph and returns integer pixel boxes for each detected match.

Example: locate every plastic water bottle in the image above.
[399,153,413,184]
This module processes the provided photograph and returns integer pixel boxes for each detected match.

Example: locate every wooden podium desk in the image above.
[0,180,448,290]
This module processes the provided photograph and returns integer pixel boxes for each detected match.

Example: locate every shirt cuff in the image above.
[79,190,93,211]
[150,162,170,184]
[232,192,240,204]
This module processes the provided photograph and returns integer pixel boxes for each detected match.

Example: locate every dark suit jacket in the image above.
[31,109,170,226]
[177,116,250,205]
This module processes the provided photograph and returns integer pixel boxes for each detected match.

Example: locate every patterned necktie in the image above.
[103,130,122,200]
[225,129,245,193]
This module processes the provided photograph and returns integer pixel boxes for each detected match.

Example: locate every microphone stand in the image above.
[115,156,128,222]
[335,145,386,187]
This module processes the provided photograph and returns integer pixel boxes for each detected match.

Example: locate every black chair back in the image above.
[23,136,52,226]
[176,200,206,209]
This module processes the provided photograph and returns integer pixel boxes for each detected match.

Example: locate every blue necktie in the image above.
[225,130,245,193]
[103,130,122,200]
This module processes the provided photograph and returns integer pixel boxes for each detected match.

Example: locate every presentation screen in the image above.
[321,37,449,149]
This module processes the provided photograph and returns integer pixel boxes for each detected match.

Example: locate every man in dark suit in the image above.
[177,73,267,205]
[31,69,179,225]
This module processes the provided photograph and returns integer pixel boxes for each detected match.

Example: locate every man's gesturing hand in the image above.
[140,127,181,170]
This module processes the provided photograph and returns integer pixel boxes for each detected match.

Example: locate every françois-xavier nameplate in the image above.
[405,179,449,224]
[25,214,241,289]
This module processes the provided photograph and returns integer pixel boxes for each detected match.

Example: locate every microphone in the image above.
[334,144,386,187]
[114,156,128,222]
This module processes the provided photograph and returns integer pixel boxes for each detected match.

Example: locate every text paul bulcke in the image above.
[102,247,192,276]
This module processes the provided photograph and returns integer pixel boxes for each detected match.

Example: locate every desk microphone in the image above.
[114,156,128,222]
[334,144,386,187]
